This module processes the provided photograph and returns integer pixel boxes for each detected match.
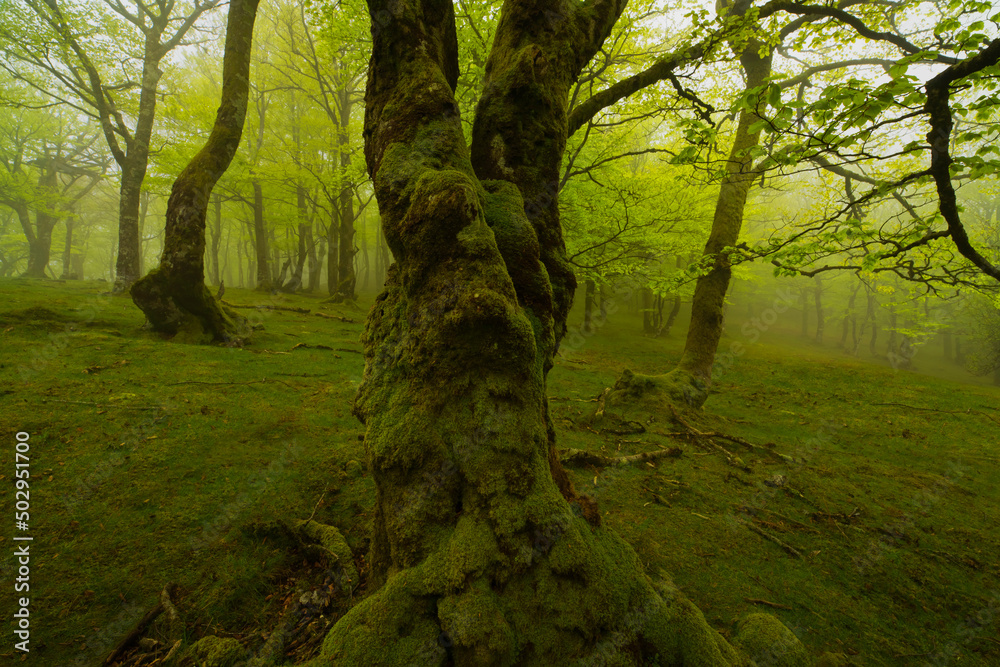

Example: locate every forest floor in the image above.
[0,278,998,666]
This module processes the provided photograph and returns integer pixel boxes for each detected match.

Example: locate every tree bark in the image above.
[333,88,357,301]
[210,193,223,286]
[659,16,772,406]
[113,43,165,294]
[130,0,260,343]
[251,180,272,291]
[24,164,59,279]
[314,0,774,663]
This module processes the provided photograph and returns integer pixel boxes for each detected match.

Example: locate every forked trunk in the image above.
[314,0,790,663]
[130,0,259,343]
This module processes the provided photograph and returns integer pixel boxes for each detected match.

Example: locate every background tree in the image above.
[130,0,260,341]
[0,0,221,291]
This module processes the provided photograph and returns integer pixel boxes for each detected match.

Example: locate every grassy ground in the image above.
[0,278,997,666]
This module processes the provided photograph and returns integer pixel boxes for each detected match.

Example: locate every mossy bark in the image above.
[313,0,769,663]
[130,0,260,343]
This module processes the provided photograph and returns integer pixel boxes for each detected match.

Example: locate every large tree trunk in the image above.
[313,0,784,663]
[130,0,259,342]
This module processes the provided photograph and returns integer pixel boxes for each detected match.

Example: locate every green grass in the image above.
[0,278,998,666]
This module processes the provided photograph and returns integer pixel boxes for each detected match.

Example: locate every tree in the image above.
[130,0,260,342]
[1,0,221,291]
[309,0,807,663]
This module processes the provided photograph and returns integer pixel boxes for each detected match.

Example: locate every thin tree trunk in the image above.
[326,204,339,296]
[333,86,356,301]
[25,164,59,279]
[252,180,271,291]
[210,193,222,286]
[61,216,74,278]
[814,275,824,343]
[130,0,260,341]
[583,278,595,334]
[670,31,772,404]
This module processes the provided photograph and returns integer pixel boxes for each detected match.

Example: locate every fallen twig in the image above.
[746,522,803,559]
[168,378,294,388]
[560,446,683,467]
[222,300,310,314]
[42,399,161,410]
[744,598,793,611]
[289,343,338,353]
[313,312,355,323]
[103,584,177,666]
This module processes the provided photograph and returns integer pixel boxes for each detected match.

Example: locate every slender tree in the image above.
[130,0,260,342]
[2,0,222,292]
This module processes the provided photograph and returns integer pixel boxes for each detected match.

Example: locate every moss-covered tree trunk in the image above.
[310,0,799,664]
[130,0,260,343]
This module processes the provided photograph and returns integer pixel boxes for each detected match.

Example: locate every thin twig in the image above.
[744,598,793,611]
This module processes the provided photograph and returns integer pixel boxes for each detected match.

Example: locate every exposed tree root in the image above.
[104,584,181,667]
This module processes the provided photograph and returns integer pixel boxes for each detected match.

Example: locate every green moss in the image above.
[184,635,247,667]
[731,613,809,667]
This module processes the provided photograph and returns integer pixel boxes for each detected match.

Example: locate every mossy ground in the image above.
[0,278,997,665]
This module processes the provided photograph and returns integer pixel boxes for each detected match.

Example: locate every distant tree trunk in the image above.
[360,223,370,291]
[24,165,58,278]
[209,193,222,286]
[641,286,655,334]
[664,293,682,335]
[841,283,860,348]
[326,205,339,296]
[252,180,271,291]
[943,329,953,362]
[305,220,320,293]
[136,189,150,277]
[868,292,879,356]
[283,185,309,293]
[333,88,356,301]
[60,216,74,279]
[130,0,259,342]
[800,286,809,337]
[270,227,282,284]
[583,278,595,333]
[814,275,824,343]
[599,282,607,319]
